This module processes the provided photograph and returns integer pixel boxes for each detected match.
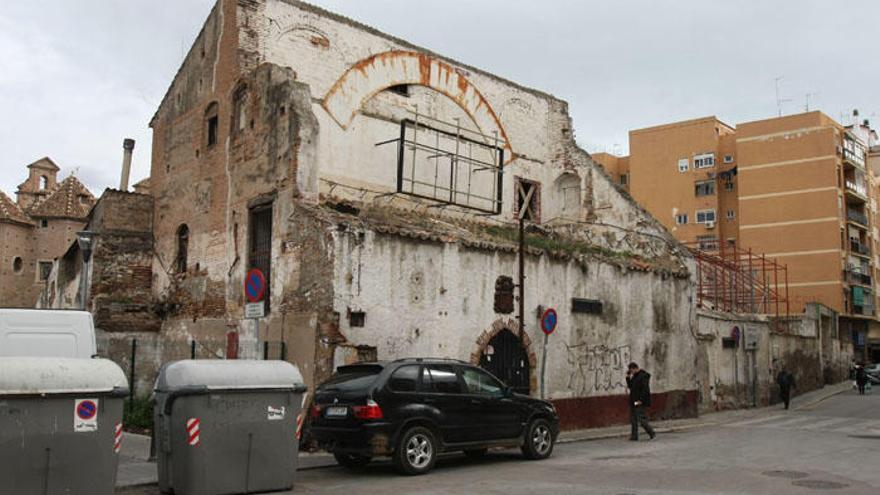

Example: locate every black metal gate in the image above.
[479,329,530,395]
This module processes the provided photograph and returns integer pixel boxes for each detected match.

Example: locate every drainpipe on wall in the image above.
[76,231,97,310]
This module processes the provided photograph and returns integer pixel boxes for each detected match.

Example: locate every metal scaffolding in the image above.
[687,243,790,320]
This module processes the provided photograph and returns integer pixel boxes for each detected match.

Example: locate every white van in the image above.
[0,309,97,359]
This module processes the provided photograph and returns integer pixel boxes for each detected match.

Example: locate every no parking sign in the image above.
[74,398,98,433]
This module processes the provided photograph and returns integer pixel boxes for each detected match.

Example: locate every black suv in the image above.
[309,358,559,475]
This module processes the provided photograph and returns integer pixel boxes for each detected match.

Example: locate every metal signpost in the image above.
[244,268,266,358]
[539,308,557,399]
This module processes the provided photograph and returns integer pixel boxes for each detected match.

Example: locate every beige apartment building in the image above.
[595,111,880,361]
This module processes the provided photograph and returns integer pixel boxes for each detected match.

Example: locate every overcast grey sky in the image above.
[1,1,878,198]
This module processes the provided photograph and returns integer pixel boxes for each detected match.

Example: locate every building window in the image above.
[675,214,688,225]
[40,176,48,190]
[386,84,411,97]
[38,261,52,281]
[515,178,541,222]
[12,257,23,273]
[696,209,716,224]
[695,179,716,197]
[723,155,734,163]
[249,203,273,312]
[175,224,189,274]
[205,101,219,147]
[40,219,48,228]
[694,153,715,169]
[678,159,689,173]
[349,310,366,327]
[727,209,736,221]
[697,235,718,251]
[619,173,628,186]
[724,181,735,192]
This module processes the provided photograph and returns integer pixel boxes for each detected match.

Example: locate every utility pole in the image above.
[516,185,535,341]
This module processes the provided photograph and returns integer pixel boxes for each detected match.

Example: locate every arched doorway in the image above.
[479,329,531,395]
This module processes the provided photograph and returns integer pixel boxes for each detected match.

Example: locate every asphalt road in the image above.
[118,389,880,495]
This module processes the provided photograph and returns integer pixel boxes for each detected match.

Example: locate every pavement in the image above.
[116,380,852,490]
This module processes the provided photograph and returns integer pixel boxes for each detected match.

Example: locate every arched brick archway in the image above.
[471,317,538,395]
[322,50,514,163]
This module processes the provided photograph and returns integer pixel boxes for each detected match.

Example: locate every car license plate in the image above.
[324,406,348,418]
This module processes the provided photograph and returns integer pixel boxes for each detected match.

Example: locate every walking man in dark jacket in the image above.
[626,362,655,441]
[855,365,868,396]
[776,367,795,409]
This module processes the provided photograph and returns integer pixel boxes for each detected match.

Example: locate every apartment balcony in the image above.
[844,180,868,203]
[850,286,875,317]
[845,269,873,287]
[847,208,869,227]
[850,239,872,257]
[843,139,866,169]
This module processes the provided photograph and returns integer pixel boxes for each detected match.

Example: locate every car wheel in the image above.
[521,418,554,460]
[464,448,488,459]
[333,453,372,469]
[393,426,437,475]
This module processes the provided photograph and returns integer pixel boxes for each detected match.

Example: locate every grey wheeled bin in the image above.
[0,357,129,495]
[154,359,307,495]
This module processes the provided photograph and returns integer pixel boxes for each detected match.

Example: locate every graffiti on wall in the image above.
[564,343,632,394]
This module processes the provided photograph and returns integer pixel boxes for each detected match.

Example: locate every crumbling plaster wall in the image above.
[252,0,680,259]
[695,307,847,412]
[331,226,697,405]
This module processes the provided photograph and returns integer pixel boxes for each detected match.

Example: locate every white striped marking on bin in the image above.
[186,418,201,446]
[114,423,123,453]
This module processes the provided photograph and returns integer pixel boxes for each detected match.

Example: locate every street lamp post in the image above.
[76,231,97,310]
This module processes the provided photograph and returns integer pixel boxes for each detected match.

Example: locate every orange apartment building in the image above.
[595,111,880,361]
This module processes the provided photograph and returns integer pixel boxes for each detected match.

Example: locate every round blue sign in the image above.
[77,400,97,420]
[541,308,558,335]
[245,268,266,303]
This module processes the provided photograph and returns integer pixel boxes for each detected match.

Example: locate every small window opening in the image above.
[38,261,52,281]
[12,257,23,273]
[515,178,541,222]
[176,224,189,274]
[40,219,48,228]
[349,310,366,327]
[205,102,219,147]
[39,175,49,190]
[387,84,411,97]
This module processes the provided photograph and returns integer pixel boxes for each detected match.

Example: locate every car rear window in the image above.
[319,364,384,391]
[389,365,420,392]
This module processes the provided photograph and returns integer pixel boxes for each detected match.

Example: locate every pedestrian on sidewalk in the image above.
[626,362,656,441]
[855,365,868,396]
[776,367,795,410]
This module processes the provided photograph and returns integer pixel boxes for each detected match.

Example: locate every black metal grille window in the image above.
[249,204,273,312]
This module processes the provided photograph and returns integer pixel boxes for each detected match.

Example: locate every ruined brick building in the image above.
[0,158,95,307]
[138,0,701,428]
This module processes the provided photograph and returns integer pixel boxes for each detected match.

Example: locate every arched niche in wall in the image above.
[554,171,582,221]
[322,50,514,163]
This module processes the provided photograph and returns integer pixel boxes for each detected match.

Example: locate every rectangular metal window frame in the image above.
[395,118,504,215]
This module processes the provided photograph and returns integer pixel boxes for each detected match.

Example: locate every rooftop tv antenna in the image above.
[804,92,819,112]
[774,76,791,117]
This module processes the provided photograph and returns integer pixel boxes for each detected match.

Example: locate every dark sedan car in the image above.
[309,358,559,475]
